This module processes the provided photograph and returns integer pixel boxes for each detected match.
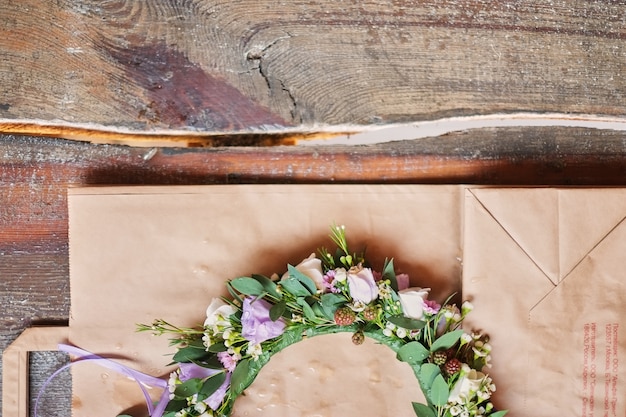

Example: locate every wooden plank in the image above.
[1,127,626,412]
[2,1,626,140]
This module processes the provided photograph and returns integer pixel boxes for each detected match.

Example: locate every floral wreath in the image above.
[141,226,507,417]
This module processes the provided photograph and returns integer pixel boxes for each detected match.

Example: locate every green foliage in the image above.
[397,341,430,364]
[230,277,265,296]
[287,265,318,294]
[172,344,209,363]
[230,359,251,397]
[198,372,227,400]
[382,258,398,291]
[430,329,464,352]
[387,314,426,330]
[428,374,449,407]
[412,403,437,417]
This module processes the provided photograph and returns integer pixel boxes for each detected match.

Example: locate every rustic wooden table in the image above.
[3,1,626,415]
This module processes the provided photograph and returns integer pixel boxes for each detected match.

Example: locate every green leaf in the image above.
[173,345,209,363]
[207,342,227,353]
[412,403,437,417]
[164,399,187,412]
[287,265,317,294]
[230,277,265,296]
[489,411,508,417]
[382,258,399,291]
[191,355,223,370]
[419,363,441,389]
[231,358,251,396]
[296,297,316,321]
[174,378,202,398]
[311,302,329,320]
[279,277,311,297]
[396,341,429,364]
[270,300,287,321]
[428,374,449,407]
[387,315,426,330]
[252,274,282,299]
[198,372,227,400]
[430,329,464,352]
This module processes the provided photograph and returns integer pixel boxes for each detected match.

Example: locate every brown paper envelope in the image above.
[68,184,463,416]
[463,188,626,417]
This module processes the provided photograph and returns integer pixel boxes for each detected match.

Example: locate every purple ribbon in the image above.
[35,344,171,417]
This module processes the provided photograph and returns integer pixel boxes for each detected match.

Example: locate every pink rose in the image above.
[398,287,431,320]
[396,273,410,291]
[282,253,325,291]
[347,266,379,304]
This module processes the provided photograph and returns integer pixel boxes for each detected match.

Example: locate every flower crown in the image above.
[141,226,506,417]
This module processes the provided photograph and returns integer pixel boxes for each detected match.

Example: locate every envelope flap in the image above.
[470,188,560,284]
[470,188,626,284]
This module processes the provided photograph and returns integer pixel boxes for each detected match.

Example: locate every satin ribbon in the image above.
[35,344,171,417]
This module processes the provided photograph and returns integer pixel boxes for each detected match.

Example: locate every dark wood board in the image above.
[2,1,626,140]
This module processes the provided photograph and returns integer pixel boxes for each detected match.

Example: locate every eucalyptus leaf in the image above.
[174,378,202,398]
[412,403,437,417]
[297,297,316,321]
[270,300,287,321]
[489,411,508,417]
[231,358,251,396]
[279,276,310,297]
[230,277,265,296]
[430,329,464,352]
[382,258,398,292]
[252,274,282,299]
[198,372,227,400]
[418,363,441,388]
[396,341,429,364]
[287,265,317,294]
[387,315,426,330]
[320,293,345,309]
[428,374,449,407]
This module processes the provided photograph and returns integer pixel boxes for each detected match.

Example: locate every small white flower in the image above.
[383,328,393,337]
[246,343,263,360]
[461,301,473,314]
[334,268,347,282]
[386,321,396,330]
[194,401,208,414]
[395,327,407,338]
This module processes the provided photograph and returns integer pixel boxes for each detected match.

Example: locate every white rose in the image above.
[448,369,487,403]
[398,287,430,320]
[204,298,236,327]
[282,253,325,291]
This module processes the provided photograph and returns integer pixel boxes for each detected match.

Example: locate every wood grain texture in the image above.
[2,127,626,413]
[2,1,626,140]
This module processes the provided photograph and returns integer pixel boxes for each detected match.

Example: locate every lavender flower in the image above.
[241,297,286,344]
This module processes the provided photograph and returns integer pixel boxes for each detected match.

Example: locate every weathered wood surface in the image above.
[2,127,626,413]
[2,1,626,141]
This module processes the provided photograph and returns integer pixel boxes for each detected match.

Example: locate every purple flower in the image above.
[241,297,286,344]
[217,351,240,372]
[178,363,230,410]
[423,299,441,315]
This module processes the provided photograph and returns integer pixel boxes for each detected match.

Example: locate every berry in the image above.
[352,330,365,345]
[362,305,378,321]
[444,358,462,376]
[334,307,356,326]
[432,351,447,366]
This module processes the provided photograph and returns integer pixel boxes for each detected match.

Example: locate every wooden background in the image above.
[2,0,626,414]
